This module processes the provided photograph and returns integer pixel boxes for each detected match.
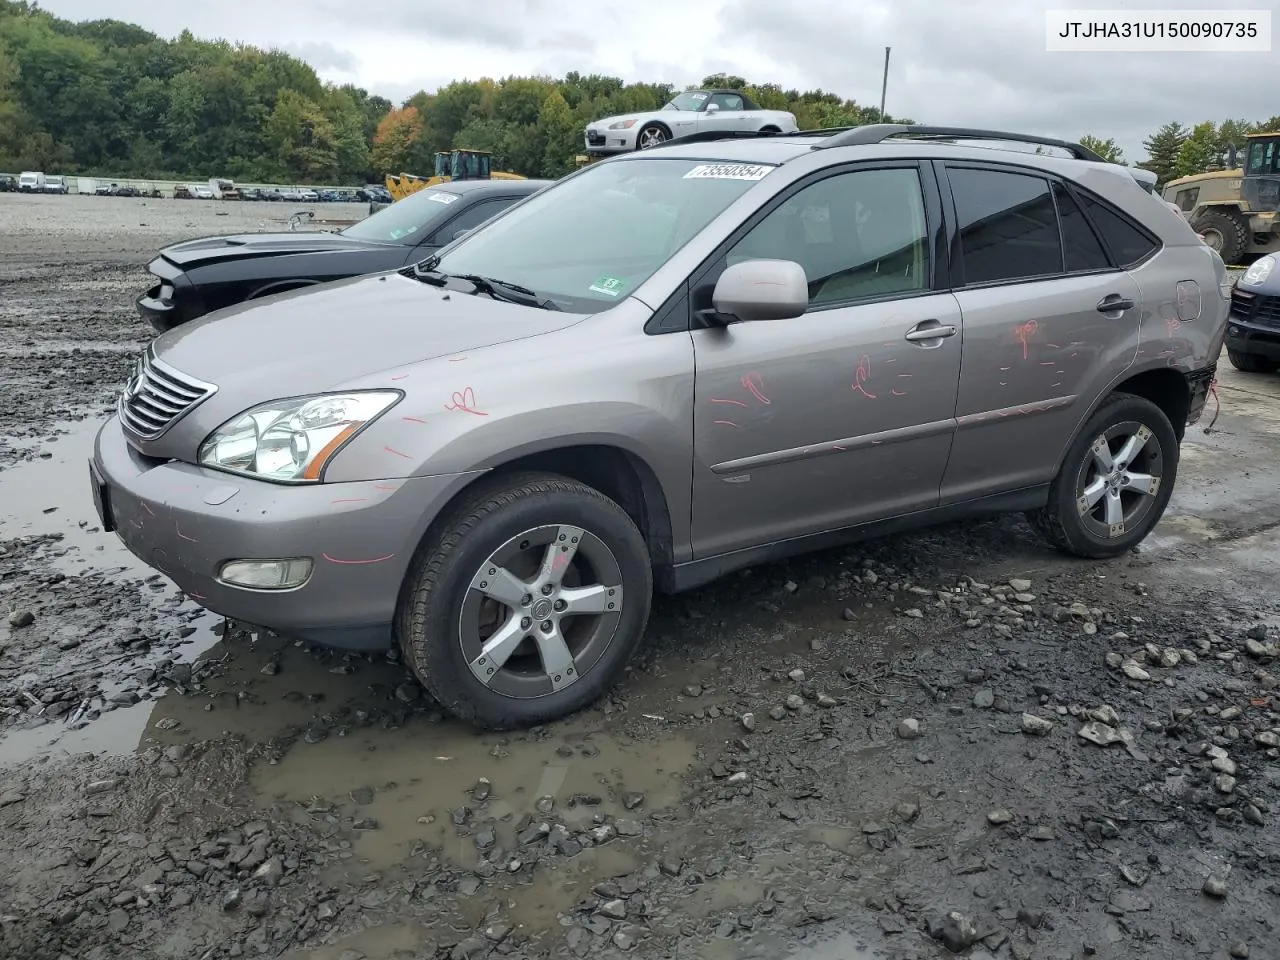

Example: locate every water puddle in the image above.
[0,414,156,578]
[278,922,431,959]
[254,719,695,871]
[696,930,887,960]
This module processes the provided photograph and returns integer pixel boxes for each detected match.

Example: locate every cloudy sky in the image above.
[38,0,1278,163]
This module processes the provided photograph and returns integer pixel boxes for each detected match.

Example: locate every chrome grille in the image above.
[118,348,216,440]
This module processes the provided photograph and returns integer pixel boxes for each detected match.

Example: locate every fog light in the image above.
[219,558,313,590]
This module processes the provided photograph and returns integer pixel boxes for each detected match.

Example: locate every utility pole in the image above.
[879,47,890,121]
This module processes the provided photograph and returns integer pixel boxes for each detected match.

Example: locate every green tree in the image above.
[1140,121,1188,185]
[264,89,338,181]
[1079,134,1124,164]
[538,90,579,178]
[1172,121,1219,179]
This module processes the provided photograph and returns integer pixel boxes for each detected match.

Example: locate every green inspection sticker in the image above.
[589,275,627,297]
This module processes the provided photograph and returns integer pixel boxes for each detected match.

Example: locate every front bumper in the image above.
[1226,316,1280,361]
[583,126,638,154]
[91,416,475,650]
[136,284,196,334]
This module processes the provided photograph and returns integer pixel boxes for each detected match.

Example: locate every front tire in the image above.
[396,472,653,730]
[1027,393,1178,559]
[636,123,670,150]
[1193,209,1250,265]
[1227,349,1278,373]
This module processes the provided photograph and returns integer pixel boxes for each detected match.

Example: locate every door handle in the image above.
[1097,294,1136,313]
[904,320,958,342]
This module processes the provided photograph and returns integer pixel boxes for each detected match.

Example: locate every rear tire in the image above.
[1027,393,1178,559]
[1193,209,1250,265]
[396,472,653,730]
[1227,349,1279,373]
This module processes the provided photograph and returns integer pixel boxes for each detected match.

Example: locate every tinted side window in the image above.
[725,167,929,305]
[1053,182,1110,272]
[949,167,1062,284]
[435,198,516,242]
[1076,193,1160,267]
[710,93,744,110]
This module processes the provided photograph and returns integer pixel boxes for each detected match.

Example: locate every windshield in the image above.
[431,157,774,312]
[341,187,464,244]
[664,91,709,112]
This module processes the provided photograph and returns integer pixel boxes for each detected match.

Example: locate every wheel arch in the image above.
[1055,366,1192,475]
[400,441,678,590]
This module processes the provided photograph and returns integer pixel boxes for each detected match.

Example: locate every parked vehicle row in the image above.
[96,124,1229,733]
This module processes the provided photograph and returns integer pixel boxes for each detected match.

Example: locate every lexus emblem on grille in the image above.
[125,359,144,400]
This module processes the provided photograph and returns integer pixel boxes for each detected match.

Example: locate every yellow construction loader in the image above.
[385,149,526,201]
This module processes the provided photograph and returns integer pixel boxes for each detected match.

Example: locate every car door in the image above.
[936,161,1143,503]
[698,93,751,134]
[688,161,964,558]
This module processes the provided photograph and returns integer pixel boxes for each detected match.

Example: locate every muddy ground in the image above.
[1,192,1279,960]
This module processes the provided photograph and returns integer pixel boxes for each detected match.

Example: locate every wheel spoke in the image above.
[1122,471,1161,496]
[538,525,583,585]
[471,564,529,608]
[1104,490,1124,526]
[1080,477,1107,512]
[560,583,621,616]
[534,625,576,691]
[1113,427,1151,470]
[469,614,527,683]
[1090,436,1114,473]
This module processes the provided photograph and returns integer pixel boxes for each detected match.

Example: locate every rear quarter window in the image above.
[1074,191,1161,268]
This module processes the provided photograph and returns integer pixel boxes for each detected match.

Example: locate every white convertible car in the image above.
[584,89,800,155]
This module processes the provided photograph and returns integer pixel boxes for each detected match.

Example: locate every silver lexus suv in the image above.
[90,125,1229,730]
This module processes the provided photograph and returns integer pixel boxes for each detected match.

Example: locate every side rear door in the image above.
[688,161,964,559]
[937,161,1145,503]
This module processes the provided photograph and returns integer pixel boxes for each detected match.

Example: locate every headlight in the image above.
[1241,255,1275,287]
[199,391,401,482]
[609,119,638,130]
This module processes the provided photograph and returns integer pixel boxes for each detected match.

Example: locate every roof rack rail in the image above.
[811,124,1107,163]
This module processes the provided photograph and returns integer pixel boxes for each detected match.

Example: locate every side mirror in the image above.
[705,103,720,114]
[707,259,808,324]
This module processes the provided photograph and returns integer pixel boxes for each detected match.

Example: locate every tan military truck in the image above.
[1163,130,1280,265]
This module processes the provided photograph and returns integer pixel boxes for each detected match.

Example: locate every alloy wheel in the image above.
[638,128,668,149]
[458,524,625,699]
[1073,421,1164,540]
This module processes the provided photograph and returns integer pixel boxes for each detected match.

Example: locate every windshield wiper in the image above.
[452,274,562,311]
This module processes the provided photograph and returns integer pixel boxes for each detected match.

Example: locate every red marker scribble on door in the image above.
[712,419,740,428]
[390,374,409,381]
[175,521,198,543]
[402,416,428,424]
[384,445,412,459]
[1015,320,1038,360]
[709,397,748,407]
[444,387,488,416]
[740,372,771,404]
[331,498,369,505]
[140,501,156,517]
[322,552,395,565]
[852,354,876,398]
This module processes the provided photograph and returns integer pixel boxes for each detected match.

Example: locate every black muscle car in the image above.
[136,178,551,333]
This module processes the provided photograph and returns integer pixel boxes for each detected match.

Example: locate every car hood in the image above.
[141,271,585,454]
[159,231,394,268]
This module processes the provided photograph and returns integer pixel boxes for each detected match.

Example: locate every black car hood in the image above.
[159,232,396,268]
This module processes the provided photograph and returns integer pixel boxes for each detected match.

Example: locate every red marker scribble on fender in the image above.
[831,444,847,451]
[852,355,876,398]
[374,483,400,492]
[140,501,156,517]
[331,498,369,505]
[1015,320,1038,360]
[445,387,488,416]
[892,389,907,397]
[175,521,197,543]
[390,374,409,381]
[740,372,770,404]
[448,357,468,363]
[712,419,740,428]
[322,552,395,565]
[709,397,748,407]
[187,591,206,601]
[402,416,428,424]
[384,445,412,459]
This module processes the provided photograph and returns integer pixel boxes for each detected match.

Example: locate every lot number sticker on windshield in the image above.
[589,275,627,297]
[426,193,459,204]
[684,163,772,181]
